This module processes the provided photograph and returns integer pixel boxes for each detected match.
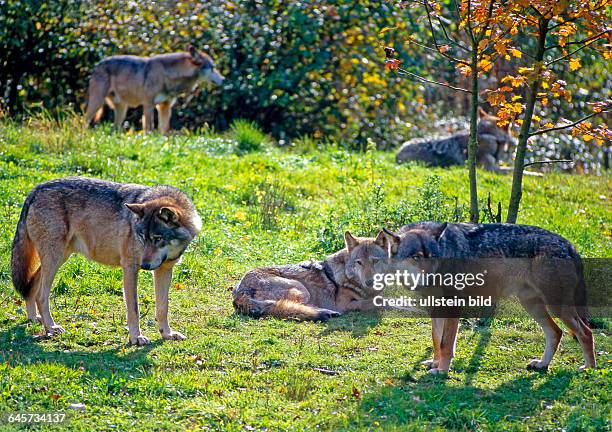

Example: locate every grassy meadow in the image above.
[0,118,610,431]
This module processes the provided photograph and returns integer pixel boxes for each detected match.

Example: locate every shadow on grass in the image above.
[358,369,575,430]
[0,323,159,379]
[318,311,383,338]
[353,316,581,429]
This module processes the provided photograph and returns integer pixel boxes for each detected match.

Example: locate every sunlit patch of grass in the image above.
[0,119,610,430]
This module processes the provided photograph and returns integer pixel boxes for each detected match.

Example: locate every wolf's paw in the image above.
[161,330,186,341]
[421,359,438,369]
[45,325,65,336]
[129,334,151,346]
[315,309,341,321]
[427,368,449,375]
[526,359,549,371]
[578,364,595,372]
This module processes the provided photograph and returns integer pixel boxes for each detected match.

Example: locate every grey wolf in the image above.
[85,44,224,133]
[11,177,201,345]
[396,109,512,171]
[383,222,595,373]
[233,231,392,321]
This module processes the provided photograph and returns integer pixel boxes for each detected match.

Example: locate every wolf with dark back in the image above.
[233,231,393,321]
[11,177,201,345]
[396,110,512,171]
[383,222,595,373]
[85,44,224,133]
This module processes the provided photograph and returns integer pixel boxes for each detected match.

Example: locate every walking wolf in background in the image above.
[233,231,393,321]
[396,109,513,171]
[383,222,596,374]
[85,44,224,133]
[11,177,201,345]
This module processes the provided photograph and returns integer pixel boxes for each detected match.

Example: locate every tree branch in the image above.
[546,35,606,66]
[475,0,496,44]
[436,15,470,52]
[528,110,610,136]
[407,38,469,64]
[548,2,608,31]
[396,67,471,93]
[423,1,471,65]
[545,30,609,51]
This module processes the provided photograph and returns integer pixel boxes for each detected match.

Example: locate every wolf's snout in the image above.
[141,262,153,270]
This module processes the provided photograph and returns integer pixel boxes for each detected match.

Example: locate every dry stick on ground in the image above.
[486,191,502,223]
[523,159,573,168]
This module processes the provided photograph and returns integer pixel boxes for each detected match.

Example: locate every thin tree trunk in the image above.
[506,18,549,223]
[468,49,479,223]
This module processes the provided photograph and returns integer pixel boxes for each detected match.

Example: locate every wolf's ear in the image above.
[158,207,179,225]
[382,228,401,255]
[432,222,448,241]
[344,231,359,252]
[187,43,204,65]
[125,203,145,218]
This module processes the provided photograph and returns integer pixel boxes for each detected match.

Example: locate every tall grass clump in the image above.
[229,119,270,155]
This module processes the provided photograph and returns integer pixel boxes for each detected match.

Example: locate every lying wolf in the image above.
[233,231,392,321]
[85,44,224,133]
[11,177,201,345]
[383,222,595,373]
[396,110,512,171]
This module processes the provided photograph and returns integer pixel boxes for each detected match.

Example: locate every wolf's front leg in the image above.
[154,262,185,341]
[123,265,150,345]
[428,317,459,375]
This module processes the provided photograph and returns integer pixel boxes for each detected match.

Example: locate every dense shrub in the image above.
[1,0,427,149]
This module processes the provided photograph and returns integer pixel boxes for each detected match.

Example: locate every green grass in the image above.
[0,119,610,431]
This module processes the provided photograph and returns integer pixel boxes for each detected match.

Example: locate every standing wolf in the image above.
[383,222,595,373]
[11,177,201,345]
[396,110,512,171]
[85,44,224,133]
[233,231,392,321]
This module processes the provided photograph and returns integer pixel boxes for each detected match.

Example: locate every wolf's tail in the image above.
[233,295,330,321]
[85,63,111,126]
[11,190,39,299]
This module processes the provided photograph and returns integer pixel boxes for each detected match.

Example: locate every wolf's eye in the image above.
[411,254,421,260]
[371,257,380,264]
[355,259,363,266]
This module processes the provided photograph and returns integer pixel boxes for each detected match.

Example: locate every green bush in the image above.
[315,174,466,254]
[0,0,426,149]
[230,119,269,155]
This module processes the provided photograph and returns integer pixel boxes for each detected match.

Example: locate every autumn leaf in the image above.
[438,45,450,53]
[385,59,402,70]
[509,48,522,58]
[379,26,398,36]
[457,64,472,76]
[544,122,554,128]
[569,58,581,71]
[478,58,493,72]
[583,134,594,142]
